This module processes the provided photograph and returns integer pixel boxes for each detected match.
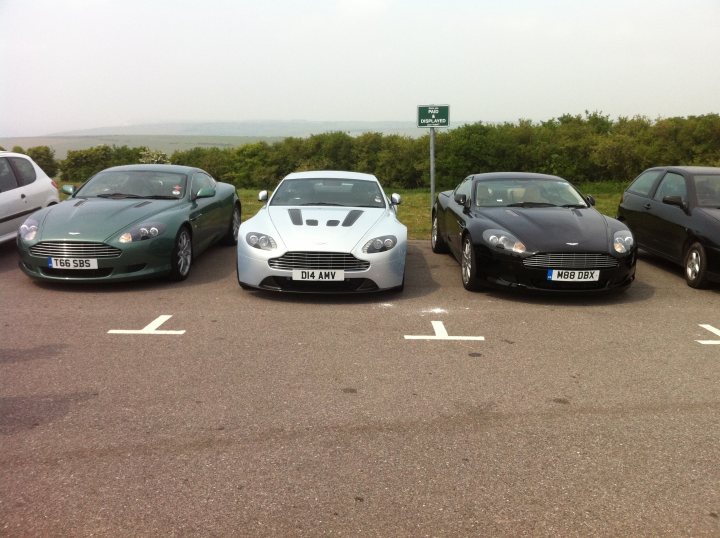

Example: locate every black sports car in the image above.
[617,166,720,288]
[432,172,636,292]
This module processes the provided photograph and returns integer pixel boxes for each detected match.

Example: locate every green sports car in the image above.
[17,164,241,283]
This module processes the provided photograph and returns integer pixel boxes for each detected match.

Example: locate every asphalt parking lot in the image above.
[2,239,720,536]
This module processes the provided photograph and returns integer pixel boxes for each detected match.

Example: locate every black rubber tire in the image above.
[168,226,193,281]
[461,234,481,291]
[221,204,241,246]
[684,242,709,289]
[431,211,449,253]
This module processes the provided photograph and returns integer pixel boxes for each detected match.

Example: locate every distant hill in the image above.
[0,121,430,159]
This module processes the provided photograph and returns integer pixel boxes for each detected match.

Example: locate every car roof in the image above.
[101,163,203,174]
[471,172,568,182]
[0,151,32,159]
[647,166,720,175]
[283,170,379,182]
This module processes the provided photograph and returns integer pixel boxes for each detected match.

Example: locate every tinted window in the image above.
[654,172,687,201]
[694,174,720,207]
[627,170,662,197]
[454,177,472,200]
[270,178,385,208]
[0,158,19,192]
[191,172,215,197]
[9,157,37,186]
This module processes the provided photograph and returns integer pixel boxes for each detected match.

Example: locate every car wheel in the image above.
[169,226,193,281]
[461,234,481,291]
[431,212,449,253]
[684,242,709,288]
[221,204,241,246]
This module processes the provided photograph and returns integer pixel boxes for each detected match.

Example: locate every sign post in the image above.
[417,105,450,210]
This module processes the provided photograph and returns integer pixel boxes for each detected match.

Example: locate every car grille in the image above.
[29,241,122,259]
[268,251,370,272]
[522,253,619,269]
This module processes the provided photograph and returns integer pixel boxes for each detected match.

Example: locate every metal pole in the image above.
[429,127,436,210]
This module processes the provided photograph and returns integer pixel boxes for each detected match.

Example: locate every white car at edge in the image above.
[0,151,59,244]
[237,170,407,293]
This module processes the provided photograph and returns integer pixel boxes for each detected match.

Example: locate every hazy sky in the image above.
[1,0,718,136]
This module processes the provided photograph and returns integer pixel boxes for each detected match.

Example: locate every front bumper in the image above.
[475,246,636,292]
[236,242,406,293]
[17,237,175,283]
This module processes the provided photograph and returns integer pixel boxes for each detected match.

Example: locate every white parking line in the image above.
[696,324,720,345]
[404,320,485,341]
[108,315,185,335]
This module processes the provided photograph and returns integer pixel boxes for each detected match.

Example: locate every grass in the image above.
[238,181,627,240]
[57,181,627,241]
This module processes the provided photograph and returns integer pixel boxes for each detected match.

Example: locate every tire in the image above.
[684,242,709,288]
[461,234,482,291]
[169,226,193,281]
[431,211,449,253]
[221,204,241,246]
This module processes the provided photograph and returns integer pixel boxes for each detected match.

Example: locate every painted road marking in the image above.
[404,320,485,341]
[696,324,720,345]
[108,315,185,335]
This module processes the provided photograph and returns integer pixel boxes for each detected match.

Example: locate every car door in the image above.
[618,169,664,249]
[643,171,691,261]
[446,176,473,258]
[189,172,223,252]
[0,157,28,239]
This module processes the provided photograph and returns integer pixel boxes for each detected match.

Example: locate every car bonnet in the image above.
[267,206,387,251]
[35,198,177,241]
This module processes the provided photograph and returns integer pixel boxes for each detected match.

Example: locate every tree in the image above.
[26,146,59,177]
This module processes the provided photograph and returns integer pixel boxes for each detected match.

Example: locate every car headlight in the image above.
[118,223,166,243]
[613,230,634,254]
[19,218,39,241]
[246,232,277,250]
[362,235,397,253]
[482,229,527,254]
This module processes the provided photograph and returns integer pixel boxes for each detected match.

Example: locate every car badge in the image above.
[69,232,81,235]
[566,242,579,246]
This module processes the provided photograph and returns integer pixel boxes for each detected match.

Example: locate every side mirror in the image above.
[61,184,76,196]
[662,195,689,213]
[454,193,467,206]
[258,190,268,202]
[585,195,596,206]
[194,187,216,200]
[390,193,401,205]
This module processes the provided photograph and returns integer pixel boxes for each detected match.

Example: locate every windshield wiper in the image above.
[96,193,144,199]
[145,195,179,200]
[300,202,343,206]
[560,203,588,208]
[507,202,557,207]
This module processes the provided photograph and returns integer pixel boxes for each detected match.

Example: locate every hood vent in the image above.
[342,210,364,227]
[327,220,339,227]
[73,200,87,207]
[306,219,318,226]
[288,209,302,225]
[134,201,152,208]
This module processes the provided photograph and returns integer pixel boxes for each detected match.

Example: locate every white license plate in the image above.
[547,269,599,281]
[48,257,98,270]
[292,269,344,281]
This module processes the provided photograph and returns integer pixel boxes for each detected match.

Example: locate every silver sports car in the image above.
[237,170,407,292]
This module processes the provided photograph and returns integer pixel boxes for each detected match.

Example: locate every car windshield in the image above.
[76,171,188,199]
[270,178,386,208]
[474,179,588,208]
[694,174,720,207]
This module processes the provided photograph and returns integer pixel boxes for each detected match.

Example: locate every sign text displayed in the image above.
[417,105,449,128]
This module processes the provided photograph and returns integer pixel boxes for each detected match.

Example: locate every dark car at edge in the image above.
[617,166,720,288]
